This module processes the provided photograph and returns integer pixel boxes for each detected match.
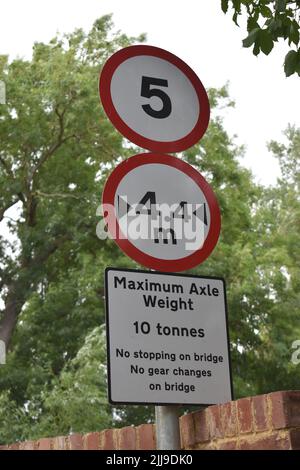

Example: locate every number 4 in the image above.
[141,76,172,119]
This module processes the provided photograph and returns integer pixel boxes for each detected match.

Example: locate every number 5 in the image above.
[141,76,172,119]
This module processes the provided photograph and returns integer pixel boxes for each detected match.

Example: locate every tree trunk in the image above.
[0,235,70,347]
[0,283,28,347]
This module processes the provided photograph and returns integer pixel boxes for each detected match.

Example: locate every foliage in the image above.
[221,0,300,76]
[0,14,144,444]
[29,326,112,438]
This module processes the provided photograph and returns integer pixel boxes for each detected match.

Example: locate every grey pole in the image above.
[155,405,181,450]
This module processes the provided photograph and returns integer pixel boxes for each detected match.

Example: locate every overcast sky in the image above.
[1,0,299,185]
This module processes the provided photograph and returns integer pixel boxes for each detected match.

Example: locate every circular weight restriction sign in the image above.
[99,45,210,153]
[102,153,220,272]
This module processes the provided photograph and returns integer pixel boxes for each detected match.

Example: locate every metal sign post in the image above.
[155,406,181,450]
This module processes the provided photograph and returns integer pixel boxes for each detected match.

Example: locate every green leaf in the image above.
[247,17,259,32]
[259,30,274,55]
[268,18,283,41]
[273,18,282,31]
[243,28,260,48]
[232,11,239,26]
[296,51,300,76]
[284,50,298,77]
[232,0,241,12]
[286,8,294,18]
[253,8,260,22]
[261,6,272,18]
[282,16,292,40]
[276,0,286,12]
[289,21,300,46]
[221,0,229,14]
[253,41,261,56]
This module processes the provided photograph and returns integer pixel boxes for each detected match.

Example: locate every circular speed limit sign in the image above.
[99,45,210,153]
[102,153,221,272]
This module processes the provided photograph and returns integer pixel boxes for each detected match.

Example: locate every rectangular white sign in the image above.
[105,268,233,405]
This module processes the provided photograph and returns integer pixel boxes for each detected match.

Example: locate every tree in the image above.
[29,326,112,439]
[221,1,300,77]
[0,15,144,348]
[0,15,144,443]
[252,125,300,391]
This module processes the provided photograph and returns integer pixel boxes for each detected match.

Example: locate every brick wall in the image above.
[0,424,156,451]
[1,391,300,450]
[181,390,300,450]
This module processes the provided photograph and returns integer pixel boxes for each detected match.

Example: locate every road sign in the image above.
[102,153,221,272]
[105,268,233,405]
[99,45,210,153]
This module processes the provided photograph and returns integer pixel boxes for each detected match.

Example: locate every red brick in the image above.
[208,405,223,439]
[0,445,9,450]
[217,440,238,450]
[252,394,269,432]
[118,426,136,450]
[289,429,300,450]
[237,397,253,434]
[69,433,83,450]
[100,429,116,450]
[8,443,19,450]
[84,432,100,450]
[37,438,52,450]
[239,432,290,450]
[19,441,36,450]
[221,402,238,437]
[270,391,288,429]
[136,424,155,450]
[180,413,195,448]
[193,409,210,443]
[53,436,68,450]
[269,390,300,429]
[286,391,300,427]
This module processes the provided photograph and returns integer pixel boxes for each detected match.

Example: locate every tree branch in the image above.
[0,233,72,347]
[33,190,81,200]
[30,107,75,179]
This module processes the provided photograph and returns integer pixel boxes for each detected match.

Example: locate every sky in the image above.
[0,0,299,185]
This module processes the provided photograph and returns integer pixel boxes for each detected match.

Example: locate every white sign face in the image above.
[110,56,199,142]
[100,45,210,153]
[105,268,233,405]
[102,153,221,272]
[116,162,210,259]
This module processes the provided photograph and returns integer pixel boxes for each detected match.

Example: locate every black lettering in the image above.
[143,294,157,307]
[189,283,198,294]
[114,276,126,289]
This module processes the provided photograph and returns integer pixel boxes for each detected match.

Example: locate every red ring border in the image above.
[102,153,221,272]
[99,45,210,153]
